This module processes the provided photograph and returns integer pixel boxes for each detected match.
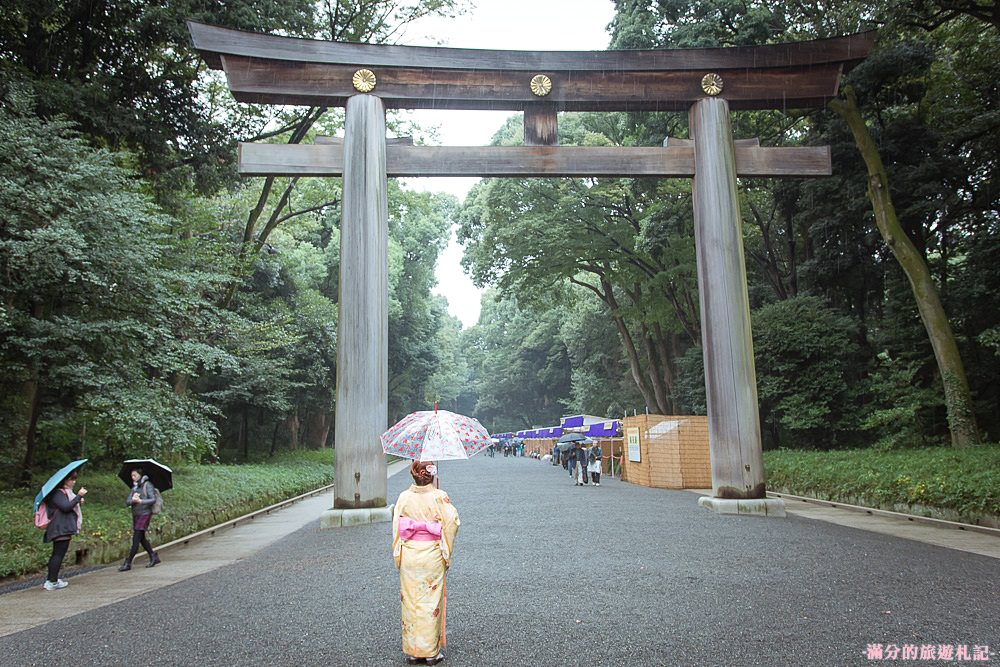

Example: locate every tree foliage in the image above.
[0,2,473,486]
[459,113,699,417]
[0,97,227,478]
[459,0,999,448]
[0,0,320,199]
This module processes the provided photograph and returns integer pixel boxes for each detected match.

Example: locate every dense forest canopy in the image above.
[0,0,472,483]
[458,0,1000,446]
[1,0,998,487]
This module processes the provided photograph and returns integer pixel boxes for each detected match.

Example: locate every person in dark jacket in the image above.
[118,467,160,571]
[574,442,590,486]
[43,471,87,590]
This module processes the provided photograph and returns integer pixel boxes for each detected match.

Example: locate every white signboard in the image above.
[627,427,641,462]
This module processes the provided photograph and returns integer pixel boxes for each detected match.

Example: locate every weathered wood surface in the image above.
[238,143,831,177]
[524,104,558,146]
[689,98,766,500]
[665,137,759,147]
[316,135,413,145]
[190,21,874,72]
[333,95,389,510]
[219,55,847,111]
[189,21,876,111]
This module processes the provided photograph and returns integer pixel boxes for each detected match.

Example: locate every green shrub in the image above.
[764,444,1000,521]
[860,351,944,450]
[751,295,867,448]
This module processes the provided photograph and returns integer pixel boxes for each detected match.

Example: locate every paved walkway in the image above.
[1,456,997,666]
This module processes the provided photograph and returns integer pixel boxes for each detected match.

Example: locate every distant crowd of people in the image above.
[487,438,604,485]
[551,441,602,486]
[487,441,528,457]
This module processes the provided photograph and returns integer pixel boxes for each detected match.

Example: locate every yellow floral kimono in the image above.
[392,484,460,659]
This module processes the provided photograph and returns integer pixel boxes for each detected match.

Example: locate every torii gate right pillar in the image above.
[689,98,785,516]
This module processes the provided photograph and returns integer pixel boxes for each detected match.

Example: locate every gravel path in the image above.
[2,455,997,666]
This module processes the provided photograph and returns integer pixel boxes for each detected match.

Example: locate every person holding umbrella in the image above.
[37,463,88,591]
[382,406,484,665]
[392,460,460,666]
[117,462,165,571]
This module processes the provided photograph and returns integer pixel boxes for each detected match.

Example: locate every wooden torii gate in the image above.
[189,22,875,523]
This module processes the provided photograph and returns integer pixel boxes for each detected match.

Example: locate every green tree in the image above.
[828,49,982,446]
[466,291,572,433]
[0,98,229,480]
[610,0,993,446]
[0,0,320,199]
[556,289,647,418]
[751,296,866,448]
[459,113,700,415]
[424,300,471,411]
[387,188,458,421]
[222,0,468,307]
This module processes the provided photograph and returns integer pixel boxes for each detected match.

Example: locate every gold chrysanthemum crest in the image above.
[701,73,724,96]
[352,69,377,92]
[530,74,552,97]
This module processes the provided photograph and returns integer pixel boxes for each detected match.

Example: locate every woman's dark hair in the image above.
[131,466,144,476]
[410,460,434,486]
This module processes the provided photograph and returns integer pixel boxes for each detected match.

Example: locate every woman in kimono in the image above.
[392,460,460,665]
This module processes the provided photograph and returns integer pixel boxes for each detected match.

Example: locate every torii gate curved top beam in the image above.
[188,21,875,112]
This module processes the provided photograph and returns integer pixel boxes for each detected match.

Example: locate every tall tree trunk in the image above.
[78,422,86,458]
[786,209,799,298]
[624,283,672,414]
[18,370,42,486]
[830,87,980,447]
[652,324,678,413]
[306,411,333,449]
[17,301,47,484]
[599,279,660,412]
[270,420,281,457]
[241,407,249,459]
[286,411,301,450]
[639,323,671,414]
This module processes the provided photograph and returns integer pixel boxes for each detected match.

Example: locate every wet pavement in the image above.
[1,455,997,666]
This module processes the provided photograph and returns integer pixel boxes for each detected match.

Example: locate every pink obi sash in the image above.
[398,517,442,541]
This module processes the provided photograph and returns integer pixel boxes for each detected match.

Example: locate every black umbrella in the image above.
[555,441,576,452]
[118,458,173,492]
[557,432,587,444]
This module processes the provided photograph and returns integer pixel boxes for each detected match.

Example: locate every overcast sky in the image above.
[399,0,617,328]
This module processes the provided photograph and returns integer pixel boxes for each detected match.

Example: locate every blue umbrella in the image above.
[33,459,88,512]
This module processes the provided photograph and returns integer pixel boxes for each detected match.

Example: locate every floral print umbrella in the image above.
[381,409,492,461]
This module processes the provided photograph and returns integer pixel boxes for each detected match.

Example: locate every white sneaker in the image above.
[42,579,68,591]
[596,483,600,486]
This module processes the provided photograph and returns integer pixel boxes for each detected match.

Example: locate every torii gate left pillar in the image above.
[689,98,781,516]
[321,94,392,528]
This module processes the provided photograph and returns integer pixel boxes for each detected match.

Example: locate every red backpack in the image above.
[34,502,51,529]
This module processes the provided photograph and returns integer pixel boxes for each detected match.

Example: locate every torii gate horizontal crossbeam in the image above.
[188,21,875,112]
[238,143,831,178]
